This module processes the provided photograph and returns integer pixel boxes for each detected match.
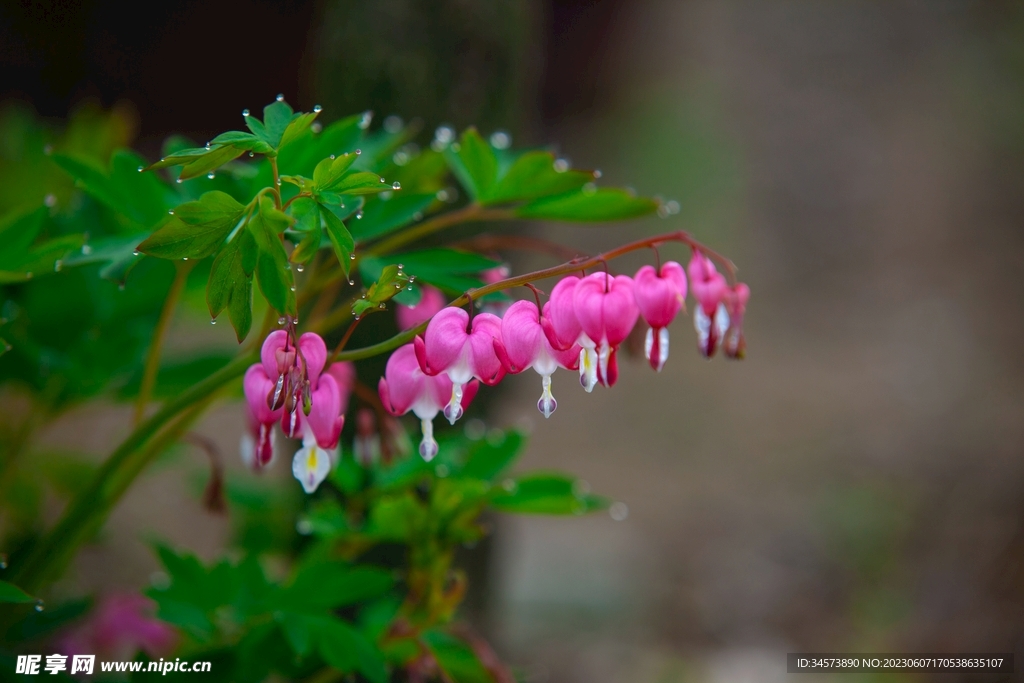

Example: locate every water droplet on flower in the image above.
[489,130,511,149]
[392,181,401,190]
[313,104,322,113]
[276,93,285,102]
[44,194,57,207]
[278,317,286,325]
[383,115,403,133]
[242,108,250,117]
[553,158,570,173]
[53,260,61,272]
[609,501,629,521]
[81,244,92,255]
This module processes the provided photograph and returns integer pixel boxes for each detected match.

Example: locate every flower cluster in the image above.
[242,329,354,493]
[382,252,750,463]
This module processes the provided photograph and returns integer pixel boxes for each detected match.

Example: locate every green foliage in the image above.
[0,580,34,604]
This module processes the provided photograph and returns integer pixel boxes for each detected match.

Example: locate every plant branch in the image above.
[333,229,733,361]
[134,260,192,425]
[269,157,282,209]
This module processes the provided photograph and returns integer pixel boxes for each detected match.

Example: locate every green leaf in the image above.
[279,112,365,176]
[320,203,354,277]
[208,228,257,341]
[489,472,611,515]
[0,234,85,283]
[280,111,319,149]
[60,232,147,283]
[359,249,498,295]
[516,187,659,221]
[461,430,526,481]
[353,264,413,317]
[444,127,497,201]
[4,598,91,644]
[209,131,275,155]
[314,617,387,683]
[312,152,359,190]
[331,171,388,195]
[261,100,295,147]
[485,151,594,204]
[54,151,171,228]
[287,197,322,265]
[365,493,425,542]
[287,564,394,611]
[278,612,314,658]
[423,630,494,683]
[138,191,243,260]
[249,197,295,316]
[0,208,46,261]
[0,580,35,604]
[349,193,435,242]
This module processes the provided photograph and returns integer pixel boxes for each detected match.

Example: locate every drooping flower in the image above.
[290,361,355,493]
[292,430,334,494]
[353,408,380,465]
[723,282,750,359]
[259,330,328,437]
[414,307,504,423]
[573,273,640,388]
[379,343,479,460]
[541,275,599,391]
[56,594,177,661]
[633,261,687,371]
[396,285,446,331]
[495,300,580,417]
[241,364,282,471]
[687,253,730,358]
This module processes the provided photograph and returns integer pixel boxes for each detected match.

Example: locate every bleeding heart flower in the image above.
[495,300,580,417]
[414,307,504,424]
[56,594,176,661]
[723,282,750,359]
[633,261,687,371]
[573,273,640,388]
[260,330,328,437]
[396,285,446,331]
[687,253,729,357]
[241,365,282,471]
[379,343,479,460]
[292,431,334,494]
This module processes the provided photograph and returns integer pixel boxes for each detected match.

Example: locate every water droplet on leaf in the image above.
[313,104,322,113]
[392,181,401,190]
[242,108,250,117]
[276,93,285,102]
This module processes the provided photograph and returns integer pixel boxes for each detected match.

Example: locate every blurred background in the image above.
[3,0,1024,681]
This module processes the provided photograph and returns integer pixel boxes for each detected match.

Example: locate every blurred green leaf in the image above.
[349,193,435,242]
[484,151,593,204]
[517,187,659,222]
[490,472,610,515]
[286,564,393,611]
[313,616,387,683]
[461,430,526,481]
[444,128,497,201]
[4,597,91,643]
[53,150,171,228]
[0,580,35,604]
[61,232,146,283]
[320,203,354,277]
[423,630,494,683]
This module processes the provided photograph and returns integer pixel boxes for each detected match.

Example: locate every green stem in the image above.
[134,261,192,425]
[12,352,255,592]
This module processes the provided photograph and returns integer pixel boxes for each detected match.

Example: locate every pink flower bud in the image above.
[242,365,282,470]
[633,261,687,371]
[415,306,504,424]
[687,253,729,357]
[496,300,580,418]
[396,285,446,331]
[379,343,479,460]
[573,273,639,388]
[723,282,750,359]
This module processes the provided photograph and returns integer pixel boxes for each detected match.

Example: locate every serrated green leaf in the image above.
[138,191,243,260]
[517,187,659,221]
[54,151,171,227]
[490,472,610,515]
[485,151,594,204]
[147,146,208,170]
[349,193,435,242]
[444,127,497,201]
[0,234,85,283]
[287,565,393,611]
[314,617,387,683]
[249,197,295,315]
[61,232,146,283]
[280,111,319,149]
[320,203,354,277]
[0,580,35,604]
[208,228,257,341]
